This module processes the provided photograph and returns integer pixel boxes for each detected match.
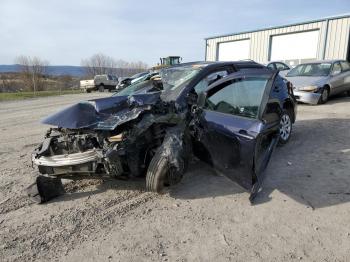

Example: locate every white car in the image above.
[80,74,119,93]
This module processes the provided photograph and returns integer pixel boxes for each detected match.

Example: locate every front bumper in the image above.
[32,149,100,167]
[293,91,321,105]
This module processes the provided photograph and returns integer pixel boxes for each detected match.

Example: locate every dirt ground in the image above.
[0,93,350,262]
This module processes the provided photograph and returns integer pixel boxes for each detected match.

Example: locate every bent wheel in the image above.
[146,151,185,193]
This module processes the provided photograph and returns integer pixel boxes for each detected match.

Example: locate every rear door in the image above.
[329,62,344,94]
[193,71,280,201]
[340,61,350,92]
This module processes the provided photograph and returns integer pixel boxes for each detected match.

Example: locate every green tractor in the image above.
[152,56,182,71]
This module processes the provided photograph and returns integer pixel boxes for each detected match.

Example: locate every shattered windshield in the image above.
[287,63,331,77]
[113,73,155,96]
[160,66,201,91]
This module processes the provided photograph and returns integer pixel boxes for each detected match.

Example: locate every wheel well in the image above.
[283,100,295,123]
[323,84,330,92]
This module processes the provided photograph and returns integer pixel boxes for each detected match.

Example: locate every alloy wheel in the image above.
[280,114,291,142]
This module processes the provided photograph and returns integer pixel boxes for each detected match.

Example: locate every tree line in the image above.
[6,53,149,92]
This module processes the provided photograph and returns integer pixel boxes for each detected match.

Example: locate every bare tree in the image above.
[81,53,118,77]
[15,55,49,93]
[81,53,148,78]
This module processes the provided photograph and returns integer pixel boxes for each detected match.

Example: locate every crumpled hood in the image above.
[285,76,328,90]
[41,92,161,130]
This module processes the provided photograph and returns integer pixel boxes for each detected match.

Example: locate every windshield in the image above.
[287,63,331,77]
[131,72,148,79]
[113,73,156,96]
[160,66,201,91]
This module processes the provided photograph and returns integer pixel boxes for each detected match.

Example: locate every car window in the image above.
[331,62,342,75]
[194,70,228,94]
[276,63,289,71]
[340,61,350,72]
[287,63,331,77]
[204,77,268,119]
[267,63,276,70]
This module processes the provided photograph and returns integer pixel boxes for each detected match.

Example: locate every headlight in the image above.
[299,85,318,92]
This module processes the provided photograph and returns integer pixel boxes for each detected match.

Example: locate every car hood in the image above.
[285,76,328,90]
[41,92,161,130]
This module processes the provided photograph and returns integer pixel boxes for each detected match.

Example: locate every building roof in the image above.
[205,13,350,40]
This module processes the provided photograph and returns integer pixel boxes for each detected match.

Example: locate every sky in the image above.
[0,0,349,66]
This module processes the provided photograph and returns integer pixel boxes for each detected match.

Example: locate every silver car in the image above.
[285,60,350,104]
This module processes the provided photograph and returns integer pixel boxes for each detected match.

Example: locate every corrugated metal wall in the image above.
[205,16,350,63]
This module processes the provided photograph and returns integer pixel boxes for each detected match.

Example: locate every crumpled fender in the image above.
[41,93,161,130]
[157,125,191,174]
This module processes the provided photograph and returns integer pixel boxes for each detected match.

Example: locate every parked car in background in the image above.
[80,74,119,93]
[285,60,350,104]
[116,72,149,91]
[30,61,296,204]
[267,61,291,77]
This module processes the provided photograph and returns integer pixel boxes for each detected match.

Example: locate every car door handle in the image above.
[238,129,254,140]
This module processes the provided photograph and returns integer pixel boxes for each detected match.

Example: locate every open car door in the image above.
[192,70,280,202]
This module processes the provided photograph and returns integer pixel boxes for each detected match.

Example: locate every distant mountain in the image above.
[0,64,86,77]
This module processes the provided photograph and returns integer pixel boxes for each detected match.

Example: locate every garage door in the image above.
[218,39,250,61]
[270,30,319,62]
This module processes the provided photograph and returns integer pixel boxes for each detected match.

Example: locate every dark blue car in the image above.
[30,61,296,203]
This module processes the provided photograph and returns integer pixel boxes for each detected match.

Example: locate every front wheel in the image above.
[146,150,186,193]
[98,85,105,92]
[319,87,329,104]
[278,110,292,145]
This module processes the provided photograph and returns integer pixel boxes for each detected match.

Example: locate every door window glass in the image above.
[194,70,228,94]
[204,77,268,119]
[276,63,289,70]
[267,63,275,70]
[331,62,342,75]
[340,61,350,72]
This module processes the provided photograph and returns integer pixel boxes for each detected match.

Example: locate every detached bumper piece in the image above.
[293,91,321,105]
[26,176,65,204]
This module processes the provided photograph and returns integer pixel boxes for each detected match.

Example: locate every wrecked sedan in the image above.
[30,61,296,203]
[286,60,350,104]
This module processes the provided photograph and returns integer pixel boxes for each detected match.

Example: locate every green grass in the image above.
[0,90,84,101]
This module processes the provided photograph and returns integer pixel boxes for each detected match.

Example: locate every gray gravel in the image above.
[0,93,350,261]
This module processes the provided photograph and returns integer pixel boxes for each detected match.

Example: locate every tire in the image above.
[318,87,329,104]
[26,176,65,204]
[146,150,186,193]
[346,90,350,96]
[98,85,105,92]
[278,110,292,145]
[86,89,91,93]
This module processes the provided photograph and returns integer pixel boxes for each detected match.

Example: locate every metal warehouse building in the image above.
[205,14,350,66]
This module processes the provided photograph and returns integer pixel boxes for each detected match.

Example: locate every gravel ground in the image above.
[0,93,350,262]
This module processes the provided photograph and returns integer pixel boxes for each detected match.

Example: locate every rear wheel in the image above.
[146,150,186,193]
[98,85,105,92]
[86,89,91,93]
[319,87,329,104]
[278,110,292,145]
[346,90,350,96]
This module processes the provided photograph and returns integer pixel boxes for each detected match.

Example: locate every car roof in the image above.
[206,68,276,90]
[169,60,265,69]
[298,59,346,64]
